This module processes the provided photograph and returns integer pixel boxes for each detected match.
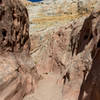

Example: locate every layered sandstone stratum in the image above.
[0,0,100,100]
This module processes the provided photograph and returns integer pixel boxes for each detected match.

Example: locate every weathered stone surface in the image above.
[0,0,39,100]
[75,9,100,100]
[0,0,30,53]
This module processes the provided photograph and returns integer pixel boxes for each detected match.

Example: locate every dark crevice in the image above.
[0,10,5,20]
[0,0,2,4]
[2,10,5,16]
[0,15,2,21]
[16,31,19,36]
[97,40,100,48]
[58,33,61,37]
[2,29,7,37]
[13,15,16,20]
[84,34,89,40]
[90,33,93,40]
[44,72,48,75]
[21,36,29,47]
[63,72,70,84]
[21,16,26,25]
[5,41,12,51]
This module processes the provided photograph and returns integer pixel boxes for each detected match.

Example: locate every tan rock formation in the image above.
[0,0,40,100]
[0,0,30,53]
[75,9,100,100]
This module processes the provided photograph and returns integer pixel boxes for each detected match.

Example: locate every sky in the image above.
[28,0,43,2]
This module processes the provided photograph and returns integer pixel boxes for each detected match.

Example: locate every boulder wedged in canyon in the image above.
[0,0,40,100]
